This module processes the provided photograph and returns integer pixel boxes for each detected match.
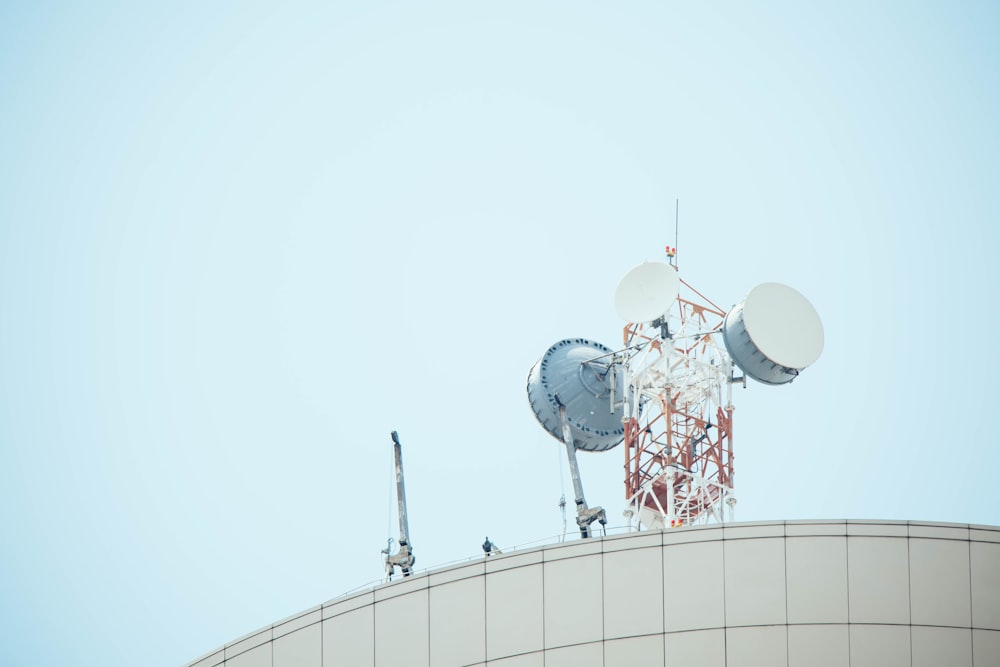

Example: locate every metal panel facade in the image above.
[185,520,1000,667]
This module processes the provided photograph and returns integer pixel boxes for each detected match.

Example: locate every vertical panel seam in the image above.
[482,569,488,666]
[541,559,546,667]
[721,537,728,666]
[661,536,667,665]
[968,537,975,665]
[907,532,913,667]
[845,534,852,667]
[783,531,789,667]
[600,544,606,667]
[427,584,431,667]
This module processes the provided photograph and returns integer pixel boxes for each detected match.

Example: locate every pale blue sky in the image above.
[1,2,998,665]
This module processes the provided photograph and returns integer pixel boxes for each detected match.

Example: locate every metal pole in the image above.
[559,405,588,508]
[557,404,606,538]
[391,431,409,547]
[674,198,679,269]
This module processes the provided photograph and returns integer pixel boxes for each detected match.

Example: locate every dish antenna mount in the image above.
[526,338,624,537]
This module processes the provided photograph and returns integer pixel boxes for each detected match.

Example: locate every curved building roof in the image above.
[185,519,1000,667]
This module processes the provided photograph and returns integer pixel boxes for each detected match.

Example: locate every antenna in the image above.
[526,338,620,537]
[384,431,415,580]
[722,283,824,385]
[526,339,625,452]
[614,261,680,324]
[674,198,679,268]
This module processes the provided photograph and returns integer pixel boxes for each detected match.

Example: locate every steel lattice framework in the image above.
[621,277,737,528]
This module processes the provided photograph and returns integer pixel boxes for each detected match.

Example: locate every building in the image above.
[183,519,1000,667]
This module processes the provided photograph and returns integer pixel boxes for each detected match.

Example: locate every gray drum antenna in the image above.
[527,338,623,538]
[384,430,415,580]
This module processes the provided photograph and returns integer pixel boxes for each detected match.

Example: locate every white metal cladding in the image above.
[184,520,1000,667]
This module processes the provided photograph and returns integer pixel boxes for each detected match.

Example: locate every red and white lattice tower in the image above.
[619,272,737,529]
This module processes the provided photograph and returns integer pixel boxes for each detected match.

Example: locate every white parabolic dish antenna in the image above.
[722,282,824,385]
[614,261,680,323]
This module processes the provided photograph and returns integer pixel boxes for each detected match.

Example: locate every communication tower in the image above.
[615,261,824,529]
[527,233,823,534]
[616,263,735,528]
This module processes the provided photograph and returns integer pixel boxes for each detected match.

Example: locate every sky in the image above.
[1,2,998,665]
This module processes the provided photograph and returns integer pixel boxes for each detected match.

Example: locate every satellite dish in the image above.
[526,338,624,452]
[722,282,824,385]
[614,261,680,322]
